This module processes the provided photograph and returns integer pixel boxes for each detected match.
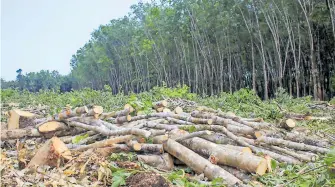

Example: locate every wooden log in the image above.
[152,135,168,144]
[143,122,179,131]
[1,128,41,140]
[126,140,142,151]
[95,144,131,156]
[124,104,135,112]
[152,100,168,109]
[175,131,212,142]
[149,129,166,136]
[265,145,314,162]
[166,117,195,125]
[284,132,329,148]
[212,125,302,164]
[68,121,151,138]
[137,153,174,171]
[200,133,237,145]
[38,121,68,133]
[28,137,72,167]
[221,145,252,154]
[8,109,36,129]
[156,107,165,112]
[280,119,296,130]
[53,106,88,121]
[163,108,172,113]
[254,130,284,139]
[73,135,134,151]
[163,139,242,186]
[108,115,132,124]
[152,113,213,125]
[220,165,252,184]
[183,137,268,175]
[174,107,183,114]
[256,136,330,154]
[136,144,164,154]
[85,105,103,119]
[100,108,132,120]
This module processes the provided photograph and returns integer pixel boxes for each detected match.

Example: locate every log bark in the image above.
[136,144,164,154]
[284,132,329,148]
[182,137,268,175]
[256,136,330,154]
[152,135,168,144]
[149,129,166,136]
[200,133,237,145]
[8,109,36,129]
[163,139,242,186]
[174,106,183,114]
[107,115,132,124]
[1,128,41,140]
[28,137,72,167]
[152,100,168,109]
[265,145,314,162]
[166,117,195,125]
[73,135,134,151]
[68,121,151,138]
[175,131,212,142]
[53,106,88,120]
[221,145,252,154]
[100,108,132,120]
[211,125,301,164]
[280,119,296,130]
[220,165,252,184]
[38,121,68,133]
[137,153,174,171]
[95,144,131,156]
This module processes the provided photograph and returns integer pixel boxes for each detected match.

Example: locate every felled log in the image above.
[108,115,132,124]
[86,105,103,119]
[163,139,242,186]
[137,153,174,171]
[68,121,151,138]
[149,129,166,136]
[153,135,168,144]
[53,106,88,120]
[284,132,329,148]
[38,121,68,133]
[59,131,97,143]
[279,119,296,130]
[212,125,301,164]
[136,144,164,154]
[152,100,168,109]
[28,137,72,167]
[156,107,165,112]
[7,109,36,129]
[73,135,134,151]
[174,106,183,114]
[175,131,212,142]
[221,145,252,154]
[162,108,172,113]
[264,145,314,162]
[256,136,330,154]
[126,140,142,151]
[200,133,237,145]
[1,128,40,140]
[166,117,195,125]
[220,165,252,184]
[95,144,131,156]
[182,137,268,175]
[100,108,133,120]
[153,113,213,125]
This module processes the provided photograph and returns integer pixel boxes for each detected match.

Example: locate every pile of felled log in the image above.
[1,100,332,186]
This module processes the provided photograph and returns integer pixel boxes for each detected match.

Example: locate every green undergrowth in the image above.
[1,85,335,186]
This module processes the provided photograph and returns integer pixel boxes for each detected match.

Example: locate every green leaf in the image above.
[72,133,89,144]
[271,159,278,170]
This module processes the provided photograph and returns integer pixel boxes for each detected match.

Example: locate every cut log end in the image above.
[280,119,296,130]
[93,106,103,114]
[256,158,268,176]
[156,107,164,112]
[124,104,135,113]
[163,108,172,113]
[38,121,67,133]
[174,107,183,114]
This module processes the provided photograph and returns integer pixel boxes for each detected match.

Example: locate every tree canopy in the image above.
[2,0,335,100]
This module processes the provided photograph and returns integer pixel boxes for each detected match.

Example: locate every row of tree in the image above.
[2,0,335,100]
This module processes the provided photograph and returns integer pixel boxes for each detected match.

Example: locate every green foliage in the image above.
[166,169,207,187]
[72,133,89,144]
[110,153,137,162]
[111,170,131,187]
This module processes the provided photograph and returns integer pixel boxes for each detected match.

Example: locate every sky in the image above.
[1,0,144,81]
